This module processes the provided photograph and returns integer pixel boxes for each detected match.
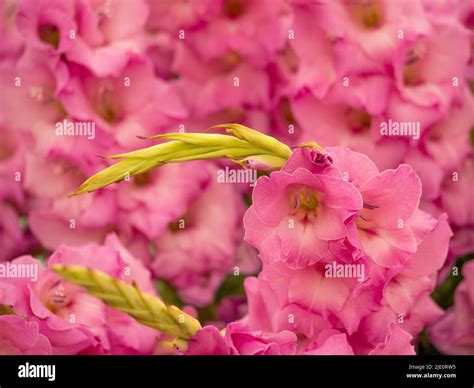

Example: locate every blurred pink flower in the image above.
[146,0,220,33]
[17,0,149,77]
[183,0,292,67]
[314,0,430,62]
[0,47,69,134]
[439,157,474,228]
[429,261,474,355]
[25,152,117,251]
[292,95,408,171]
[0,0,24,60]
[172,43,271,118]
[116,162,210,241]
[392,16,470,116]
[275,4,336,100]
[59,56,187,149]
[152,163,244,307]
[449,228,474,262]
[0,315,52,355]
[217,295,248,325]
[0,202,36,262]
[0,126,26,205]
[16,0,77,53]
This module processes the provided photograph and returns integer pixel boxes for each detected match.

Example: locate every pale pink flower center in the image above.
[404,41,428,86]
[291,186,320,221]
[345,108,372,133]
[39,280,76,316]
[93,81,122,123]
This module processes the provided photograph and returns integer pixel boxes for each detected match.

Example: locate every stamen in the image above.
[292,186,319,217]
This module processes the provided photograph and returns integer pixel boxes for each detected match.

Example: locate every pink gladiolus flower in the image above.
[0,126,25,206]
[152,163,245,307]
[314,0,430,63]
[0,255,103,354]
[185,322,297,355]
[16,0,149,77]
[0,235,158,354]
[302,330,355,355]
[439,157,474,229]
[327,147,426,268]
[172,43,271,118]
[0,0,24,60]
[59,56,187,149]
[0,47,70,136]
[0,315,52,355]
[244,148,363,269]
[275,4,336,100]
[291,95,408,172]
[224,322,297,355]
[242,146,451,354]
[217,295,248,325]
[146,0,220,34]
[16,0,77,54]
[181,0,292,67]
[184,325,230,355]
[25,152,117,251]
[0,202,37,262]
[116,162,210,241]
